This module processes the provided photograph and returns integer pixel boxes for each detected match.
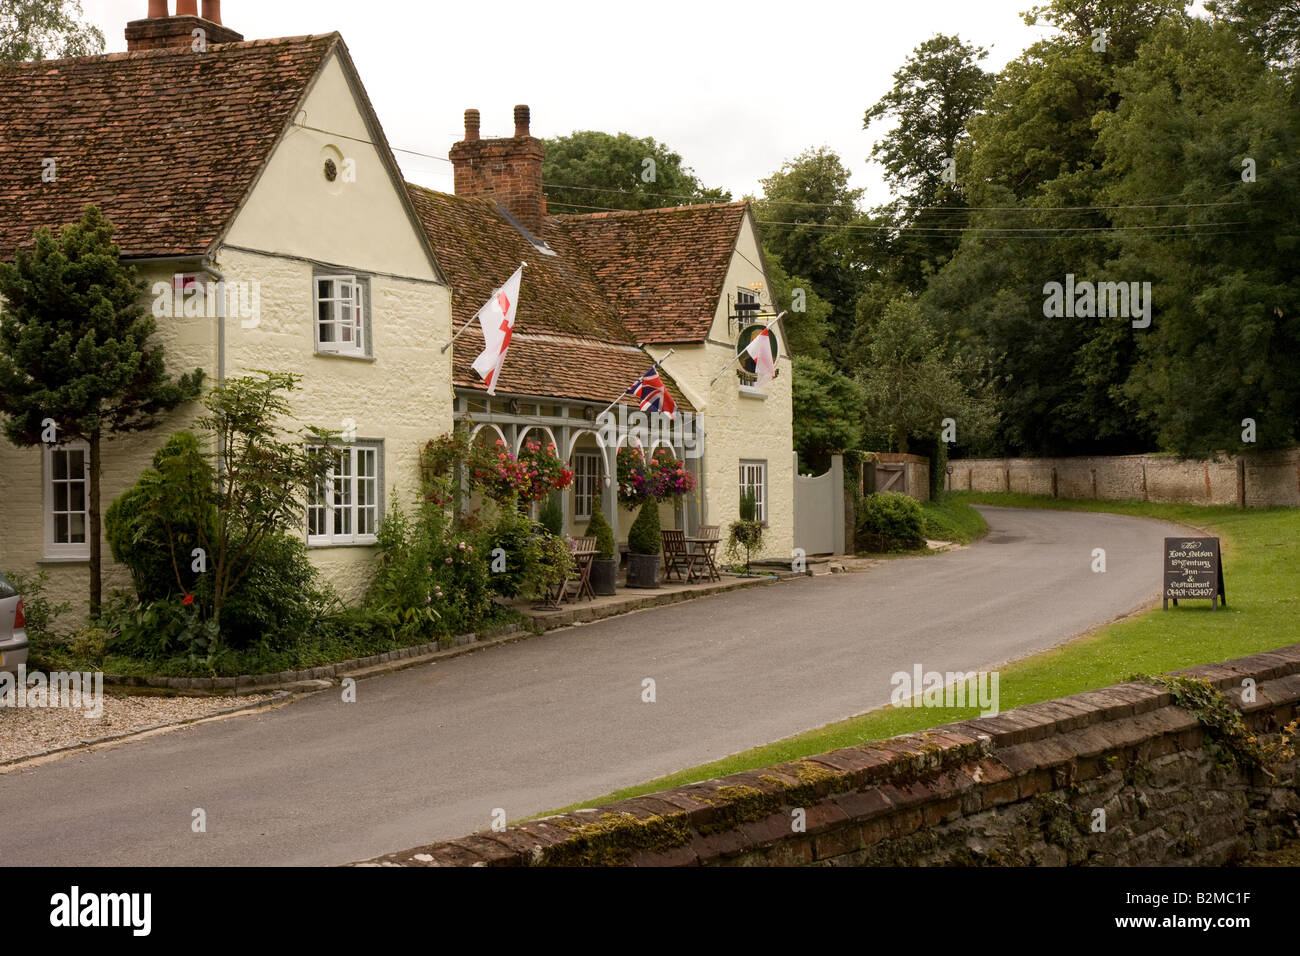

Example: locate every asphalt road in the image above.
[0,506,1195,866]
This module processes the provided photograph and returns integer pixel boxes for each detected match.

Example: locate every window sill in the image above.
[738,386,767,400]
[307,538,378,548]
[39,556,90,564]
[314,349,376,362]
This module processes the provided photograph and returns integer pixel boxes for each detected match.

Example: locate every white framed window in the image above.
[315,274,367,357]
[739,459,767,525]
[44,441,90,559]
[573,452,602,520]
[308,441,382,545]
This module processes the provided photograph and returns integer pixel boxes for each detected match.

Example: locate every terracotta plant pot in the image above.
[625,552,660,589]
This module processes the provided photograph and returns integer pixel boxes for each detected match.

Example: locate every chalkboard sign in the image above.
[1163,537,1226,610]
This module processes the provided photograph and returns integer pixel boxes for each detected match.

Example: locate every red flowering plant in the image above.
[618,445,695,506]
[472,438,572,504]
[649,447,696,500]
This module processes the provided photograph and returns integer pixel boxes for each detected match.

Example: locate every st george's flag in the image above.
[744,325,777,389]
[470,266,523,395]
[627,366,677,417]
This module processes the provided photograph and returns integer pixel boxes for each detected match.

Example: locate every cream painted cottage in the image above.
[0,3,796,621]
[0,7,452,614]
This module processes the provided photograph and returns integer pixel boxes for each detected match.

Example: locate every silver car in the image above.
[0,571,29,675]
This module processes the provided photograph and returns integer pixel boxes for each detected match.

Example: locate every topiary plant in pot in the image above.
[625,500,661,588]
[587,506,619,595]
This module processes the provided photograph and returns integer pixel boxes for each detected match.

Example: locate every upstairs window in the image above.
[315,274,368,357]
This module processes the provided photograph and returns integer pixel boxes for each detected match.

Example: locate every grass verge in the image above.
[921,494,990,544]
[544,493,1299,815]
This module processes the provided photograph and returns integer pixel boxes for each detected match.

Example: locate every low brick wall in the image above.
[948,449,1300,507]
[359,646,1300,866]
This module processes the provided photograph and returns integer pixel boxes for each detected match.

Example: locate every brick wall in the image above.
[359,645,1300,866]
[948,450,1300,507]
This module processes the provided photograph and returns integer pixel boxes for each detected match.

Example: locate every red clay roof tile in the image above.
[0,35,337,258]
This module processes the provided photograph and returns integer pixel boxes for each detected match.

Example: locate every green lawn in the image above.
[546,493,1300,815]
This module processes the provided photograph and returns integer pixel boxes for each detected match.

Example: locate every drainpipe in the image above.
[200,254,226,465]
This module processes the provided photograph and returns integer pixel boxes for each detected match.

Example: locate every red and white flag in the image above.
[744,325,777,389]
[471,266,523,395]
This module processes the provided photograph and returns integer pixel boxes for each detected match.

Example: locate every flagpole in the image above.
[594,348,676,420]
[440,262,527,355]
[709,311,786,386]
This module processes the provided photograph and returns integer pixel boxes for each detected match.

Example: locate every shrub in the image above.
[67,626,112,666]
[627,501,661,555]
[587,507,616,560]
[216,534,334,650]
[539,495,564,536]
[0,568,70,646]
[857,491,926,551]
[105,430,214,602]
[739,487,757,521]
[485,506,573,600]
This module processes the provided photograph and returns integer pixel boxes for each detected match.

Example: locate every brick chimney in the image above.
[126,0,243,52]
[449,105,547,237]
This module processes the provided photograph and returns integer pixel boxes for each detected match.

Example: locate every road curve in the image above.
[0,506,1196,866]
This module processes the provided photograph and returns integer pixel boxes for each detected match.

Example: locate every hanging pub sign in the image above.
[736,320,780,377]
[1162,537,1226,610]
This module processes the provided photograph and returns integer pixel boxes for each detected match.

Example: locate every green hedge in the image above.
[857,491,926,552]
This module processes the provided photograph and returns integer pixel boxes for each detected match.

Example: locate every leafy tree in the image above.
[542,130,730,213]
[764,253,831,360]
[138,372,335,630]
[751,148,867,361]
[1098,16,1300,454]
[793,356,863,471]
[0,0,104,61]
[1206,0,1300,73]
[857,299,996,455]
[865,34,994,209]
[0,205,204,613]
[863,34,995,291]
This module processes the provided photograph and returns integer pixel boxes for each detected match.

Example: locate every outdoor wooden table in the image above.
[686,529,721,582]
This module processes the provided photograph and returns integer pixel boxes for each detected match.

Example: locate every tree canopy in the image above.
[541,130,730,214]
[0,0,103,62]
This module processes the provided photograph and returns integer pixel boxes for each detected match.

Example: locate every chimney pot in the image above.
[464,109,480,142]
[514,104,530,138]
[201,0,222,23]
[175,0,198,14]
[148,0,169,17]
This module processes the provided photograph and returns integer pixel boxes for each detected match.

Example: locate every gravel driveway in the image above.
[0,692,273,765]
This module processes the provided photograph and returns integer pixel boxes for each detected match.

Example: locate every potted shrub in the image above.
[726,488,764,573]
[625,501,662,588]
[587,507,618,595]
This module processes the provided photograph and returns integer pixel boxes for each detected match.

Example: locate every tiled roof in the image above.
[406,184,692,410]
[449,329,693,411]
[0,35,337,258]
[558,202,748,343]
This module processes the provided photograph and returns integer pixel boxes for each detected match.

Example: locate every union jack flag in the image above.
[627,366,676,417]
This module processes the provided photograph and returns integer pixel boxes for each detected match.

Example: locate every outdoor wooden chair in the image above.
[569,536,597,602]
[690,525,722,582]
[661,529,696,583]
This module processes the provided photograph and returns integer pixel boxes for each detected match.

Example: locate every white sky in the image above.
[85,0,1058,208]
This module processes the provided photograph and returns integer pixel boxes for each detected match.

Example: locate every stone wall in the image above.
[948,449,1300,507]
[360,645,1300,866]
